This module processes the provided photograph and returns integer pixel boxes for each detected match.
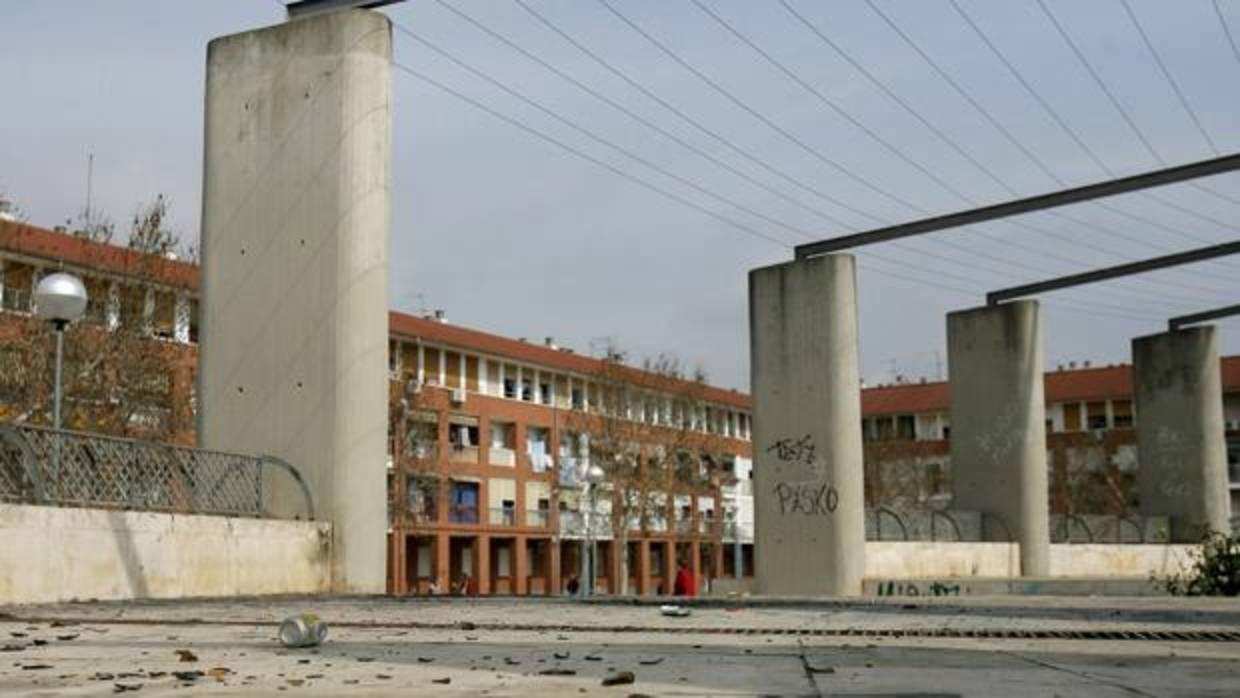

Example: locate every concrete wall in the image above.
[865,542,1193,579]
[1133,327,1230,542]
[199,11,391,592]
[749,256,865,596]
[947,301,1049,575]
[0,504,330,605]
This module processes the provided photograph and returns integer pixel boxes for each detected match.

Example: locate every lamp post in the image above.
[34,272,87,488]
[581,462,606,597]
[34,272,88,431]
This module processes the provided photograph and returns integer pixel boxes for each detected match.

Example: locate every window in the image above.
[503,377,517,399]
[539,381,552,405]
[526,426,551,472]
[896,415,916,440]
[521,379,533,402]
[407,478,438,523]
[571,387,584,410]
[449,481,479,523]
[1086,401,1108,430]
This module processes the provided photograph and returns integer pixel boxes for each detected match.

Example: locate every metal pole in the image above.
[52,321,65,488]
[732,520,742,579]
[579,482,589,598]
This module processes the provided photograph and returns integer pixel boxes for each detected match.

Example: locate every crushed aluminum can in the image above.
[278,614,328,648]
[659,604,691,617]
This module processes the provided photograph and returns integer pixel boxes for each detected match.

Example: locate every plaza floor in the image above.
[2,595,1238,696]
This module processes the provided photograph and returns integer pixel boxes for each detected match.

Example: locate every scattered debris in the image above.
[286,678,304,687]
[32,639,47,646]
[307,673,324,679]
[49,620,75,628]
[805,664,836,675]
[602,671,636,686]
[9,632,26,638]
[660,605,691,617]
[1,644,24,652]
[539,668,576,676]
[584,655,603,662]
[56,633,79,641]
[417,657,435,663]
[112,682,143,693]
[432,677,452,684]
[297,659,311,664]
[172,670,204,682]
[342,679,359,685]
[376,674,392,680]
[174,649,198,663]
[504,658,521,665]
[147,671,166,679]
[356,657,375,663]
[553,651,570,660]
[459,621,477,630]
[465,636,479,641]
[638,657,664,666]
[21,664,53,671]
[91,672,116,681]
[207,667,232,680]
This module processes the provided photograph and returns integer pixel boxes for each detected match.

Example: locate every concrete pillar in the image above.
[749,255,865,596]
[548,539,561,596]
[1133,327,1230,542]
[947,301,1049,576]
[198,11,391,593]
[514,535,528,596]
[435,533,450,592]
[663,540,677,596]
[637,540,651,596]
[690,540,702,595]
[476,537,490,595]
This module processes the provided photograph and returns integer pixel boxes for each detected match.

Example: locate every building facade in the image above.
[3,220,1238,592]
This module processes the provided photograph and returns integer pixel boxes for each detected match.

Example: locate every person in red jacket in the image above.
[673,561,695,597]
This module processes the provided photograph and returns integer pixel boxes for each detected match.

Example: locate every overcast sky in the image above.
[3,1,1238,390]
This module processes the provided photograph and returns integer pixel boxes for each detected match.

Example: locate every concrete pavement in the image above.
[1,596,1238,696]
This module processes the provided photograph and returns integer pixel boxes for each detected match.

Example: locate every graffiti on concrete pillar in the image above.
[773,481,838,516]
[766,434,817,467]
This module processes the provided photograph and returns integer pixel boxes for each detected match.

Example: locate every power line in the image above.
[690,0,990,207]
[1219,0,1240,66]
[594,0,928,218]
[391,60,791,249]
[390,54,1173,321]
[431,0,857,232]
[394,23,814,243]
[1120,0,1220,155]
[718,0,1238,299]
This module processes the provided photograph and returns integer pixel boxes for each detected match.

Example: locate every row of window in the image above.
[862,399,1139,442]
[389,339,752,441]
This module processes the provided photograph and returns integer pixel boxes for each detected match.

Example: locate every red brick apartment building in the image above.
[3,219,1238,593]
[0,220,755,596]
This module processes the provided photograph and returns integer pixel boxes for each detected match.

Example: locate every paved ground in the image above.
[2,596,1239,696]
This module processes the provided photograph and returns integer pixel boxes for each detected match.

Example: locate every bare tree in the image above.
[564,344,732,593]
[0,201,196,444]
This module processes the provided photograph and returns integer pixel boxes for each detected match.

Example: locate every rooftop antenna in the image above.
[85,153,94,221]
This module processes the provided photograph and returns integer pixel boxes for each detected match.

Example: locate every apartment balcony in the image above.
[449,445,479,464]
[489,447,516,467]
[448,505,479,524]
[1,288,31,314]
[527,451,552,474]
[525,509,550,528]
[490,507,515,526]
[404,508,438,526]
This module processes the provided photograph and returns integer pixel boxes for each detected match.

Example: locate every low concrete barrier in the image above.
[0,504,331,604]
[710,542,1197,597]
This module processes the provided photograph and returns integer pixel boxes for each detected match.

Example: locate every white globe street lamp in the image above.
[34,272,88,432]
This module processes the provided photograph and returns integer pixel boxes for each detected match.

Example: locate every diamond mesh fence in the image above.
[0,423,313,519]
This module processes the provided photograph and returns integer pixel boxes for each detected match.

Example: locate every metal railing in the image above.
[490,506,515,526]
[0,423,314,519]
[525,509,549,528]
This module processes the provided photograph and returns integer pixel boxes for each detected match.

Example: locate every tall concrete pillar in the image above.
[749,255,865,596]
[199,11,392,593]
[947,301,1049,576]
[1134,327,1230,542]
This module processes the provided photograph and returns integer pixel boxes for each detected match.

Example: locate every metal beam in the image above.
[986,240,1240,306]
[284,0,405,20]
[1169,304,1240,331]
[795,152,1240,259]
